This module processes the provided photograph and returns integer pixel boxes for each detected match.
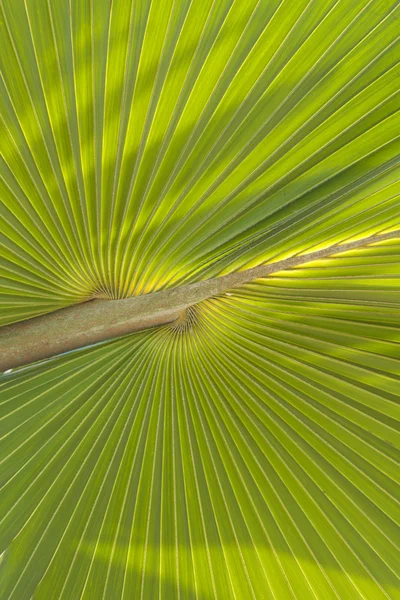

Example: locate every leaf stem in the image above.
[1,229,399,371]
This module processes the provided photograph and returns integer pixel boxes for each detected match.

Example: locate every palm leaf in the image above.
[1,0,400,598]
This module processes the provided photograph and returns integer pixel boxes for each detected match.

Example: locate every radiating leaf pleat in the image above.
[1,243,399,599]
[1,0,399,322]
[1,1,400,597]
